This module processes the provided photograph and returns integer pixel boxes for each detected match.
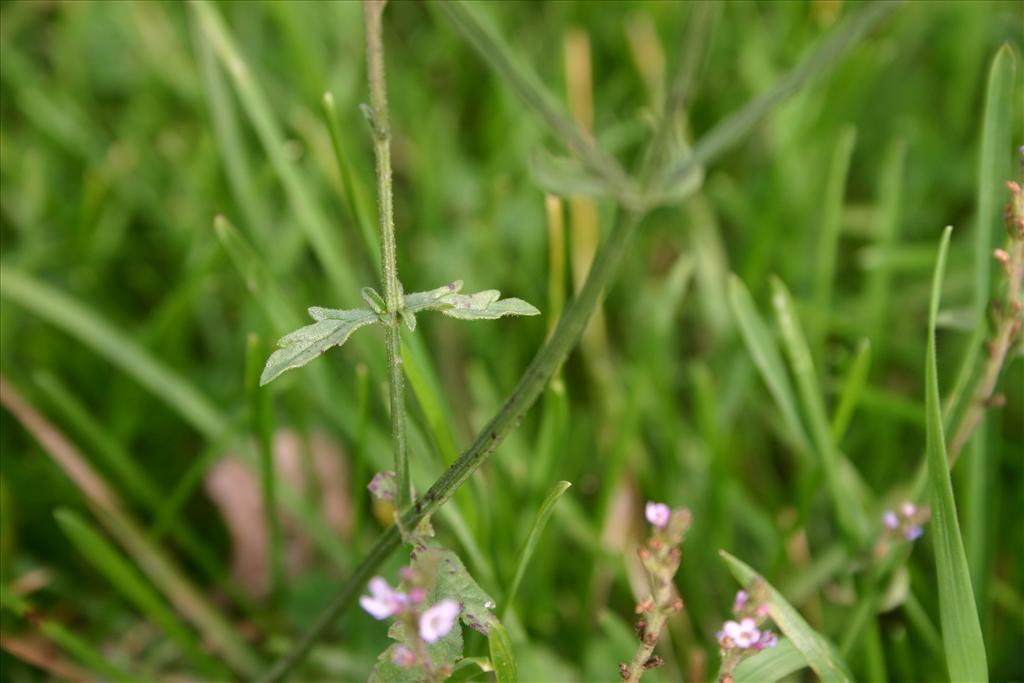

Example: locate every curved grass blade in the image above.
[502,481,571,617]
[830,338,872,444]
[962,44,1016,609]
[733,637,804,683]
[55,509,229,680]
[924,226,987,682]
[726,274,811,461]
[487,616,518,683]
[720,550,854,683]
[771,276,868,547]
[0,584,136,683]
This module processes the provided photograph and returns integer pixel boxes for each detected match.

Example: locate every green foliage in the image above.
[924,227,988,682]
[721,551,855,683]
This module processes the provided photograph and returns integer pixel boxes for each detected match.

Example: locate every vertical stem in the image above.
[364,0,410,509]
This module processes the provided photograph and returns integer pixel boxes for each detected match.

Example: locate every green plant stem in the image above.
[257,4,894,679]
[364,0,410,509]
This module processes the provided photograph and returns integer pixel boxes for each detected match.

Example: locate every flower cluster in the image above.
[619,502,692,683]
[716,586,778,682]
[360,568,462,673]
[881,502,927,542]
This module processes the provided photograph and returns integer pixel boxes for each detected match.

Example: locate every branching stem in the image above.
[364,0,410,509]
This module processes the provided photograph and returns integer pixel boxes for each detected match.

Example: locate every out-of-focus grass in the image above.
[0,2,1021,682]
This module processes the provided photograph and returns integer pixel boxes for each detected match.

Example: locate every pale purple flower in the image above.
[883,511,899,529]
[900,502,917,518]
[753,630,778,651]
[645,501,671,529]
[733,590,748,612]
[904,525,923,541]
[408,588,426,604]
[391,646,416,668]
[723,618,761,649]
[360,577,405,619]
[419,599,460,643]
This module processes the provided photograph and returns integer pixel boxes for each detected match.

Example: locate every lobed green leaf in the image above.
[260,309,378,386]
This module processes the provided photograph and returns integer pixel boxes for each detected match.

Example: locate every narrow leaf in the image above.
[55,509,228,679]
[720,550,854,683]
[487,616,518,683]
[260,310,377,386]
[404,281,464,314]
[733,638,804,683]
[403,282,540,320]
[726,274,812,460]
[503,481,571,616]
[771,276,868,546]
[924,226,988,682]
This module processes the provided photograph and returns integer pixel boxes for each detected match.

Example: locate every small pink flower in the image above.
[408,588,426,604]
[419,599,460,643]
[723,618,761,649]
[753,630,778,651]
[360,577,405,620]
[391,646,416,668]
[645,501,671,529]
[733,590,748,612]
[755,604,769,618]
[883,511,899,529]
[900,502,917,518]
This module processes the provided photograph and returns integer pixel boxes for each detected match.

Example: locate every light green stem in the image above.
[364,0,410,510]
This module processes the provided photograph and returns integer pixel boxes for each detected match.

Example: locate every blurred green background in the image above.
[1,1,1021,681]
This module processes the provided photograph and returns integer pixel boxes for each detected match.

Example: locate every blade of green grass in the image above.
[191,6,272,249]
[726,274,812,461]
[962,44,1016,610]
[924,225,987,682]
[55,509,229,680]
[720,550,854,683]
[191,0,361,305]
[246,333,283,603]
[0,265,224,437]
[771,276,868,546]
[487,616,518,683]
[864,138,906,345]
[502,481,572,618]
[0,584,136,683]
[812,125,856,359]
[733,638,804,683]
[830,338,872,444]
[1,266,354,571]
[322,91,380,272]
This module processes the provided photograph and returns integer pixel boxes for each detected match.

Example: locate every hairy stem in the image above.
[364,0,410,509]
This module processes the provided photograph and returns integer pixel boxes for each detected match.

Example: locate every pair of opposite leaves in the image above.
[260,280,539,386]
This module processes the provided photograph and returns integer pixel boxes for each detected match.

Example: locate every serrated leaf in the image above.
[260,309,377,385]
[420,542,496,636]
[370,626,463,683]
[487,616,517,683]
[442,291,540,320]
[403,281,540,321]
[404,280,464,314]
[720,550,854,683]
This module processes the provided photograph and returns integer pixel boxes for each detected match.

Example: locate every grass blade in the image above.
[962,43,1016,608]
[924,226,987,682]
[733,638,804,683]
[812,125,856,359]
[771,276,868,545]
[726,274,812,461]
[502,481,572,617]
[55,509,228,680]
[830,338,872,444]
[720,550,854,683]
[191,0,362,304]
[487,616,518,683]
[246,334,282,602]
[0,584,136,683]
